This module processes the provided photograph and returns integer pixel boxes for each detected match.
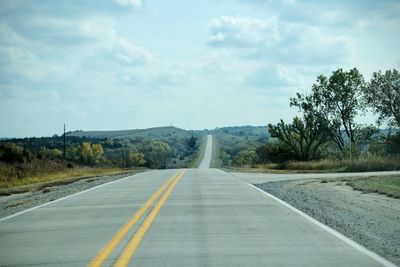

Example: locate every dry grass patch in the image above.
[251,157,400,173]
[0,161,134,189]
[346,175,400,198]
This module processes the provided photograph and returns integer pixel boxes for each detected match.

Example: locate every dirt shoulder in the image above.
[255,178,400,266]
[0,170,147,219]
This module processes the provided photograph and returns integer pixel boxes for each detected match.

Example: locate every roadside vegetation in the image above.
[0,163,131,190]
[345,175,400,198]
[252,158,400,173]
[0,126,205,189]
[212,68,400,173]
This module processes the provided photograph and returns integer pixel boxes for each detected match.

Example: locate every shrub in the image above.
[233,149,258,166]
[0,143,25,163]
[258,142,294,163]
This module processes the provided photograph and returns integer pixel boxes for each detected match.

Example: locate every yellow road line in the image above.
[114,170,185,267]
[89,171,182,267]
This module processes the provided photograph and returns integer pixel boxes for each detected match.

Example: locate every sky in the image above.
[0,0,399,137]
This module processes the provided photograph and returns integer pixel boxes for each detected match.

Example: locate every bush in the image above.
[368,140,386,156]
[142,141,174,169]
[0,143,26,163]
[257,142,294,163]
[233,149,258,166]
[126,150,145,167]
[37,147,62,160]
[387,133,400,155]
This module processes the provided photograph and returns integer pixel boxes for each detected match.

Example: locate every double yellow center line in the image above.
[89,170,185,267]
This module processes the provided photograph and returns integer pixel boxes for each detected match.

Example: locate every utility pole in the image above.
[63,124,66,159]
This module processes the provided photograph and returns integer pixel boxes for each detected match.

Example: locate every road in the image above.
[0,136,395,266]
[198,134,212,169]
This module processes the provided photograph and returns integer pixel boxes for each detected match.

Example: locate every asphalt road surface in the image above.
[198,134,212,169]
[0,136,395,266]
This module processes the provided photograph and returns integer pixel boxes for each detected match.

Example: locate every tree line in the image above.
[0,134,200,170]
[268,68,399,161]
[211,69,399,169]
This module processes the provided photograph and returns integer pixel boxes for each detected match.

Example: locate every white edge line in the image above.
[247,183,397,267]
[0,170,153,222]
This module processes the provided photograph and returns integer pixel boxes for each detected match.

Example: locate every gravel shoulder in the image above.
[0,170,147,219]
[255,178,400,266]
[229,170,400,184]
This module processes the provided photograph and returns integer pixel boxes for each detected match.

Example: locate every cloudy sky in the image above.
[1,0,399,137]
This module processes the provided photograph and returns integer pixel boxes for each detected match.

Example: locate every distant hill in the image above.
[66,126,193,139]
[214,125,269,137]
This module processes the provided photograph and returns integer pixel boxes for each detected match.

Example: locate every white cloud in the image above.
[208,16,281,48]
[80,19,117,44]
[276,64,302,85]
[115,0,142,8]
[245,64,300,90]
[0,24,73,81]
[116,39,154,64]
[0,16,155,87]
[281,23,352,65]
[297,25,351,50]
[207,15,353,67]
[80,19,154,64]
[0,24,24,45]
[0,47,46,80]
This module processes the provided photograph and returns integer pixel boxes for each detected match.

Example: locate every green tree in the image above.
[233,148,258,166]
[0,143,25,163]
[38,147,62,160]
[364,69,400,128]
[66,145,80,162]
[290,68,376,153]
[188,136,197,149]
[220,149,231,166]
[386,133,400,155]
[50,149,62,159]
[268,116,329,161]
[37,147,49,160]
[81,142,93,164]
[368,139,386,156]
[256,142,293,163]
[92,144,104,164]
[143,141,174,169]
[126,149,145,167]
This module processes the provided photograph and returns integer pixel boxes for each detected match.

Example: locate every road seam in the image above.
[114,170,185,267]
[89,171,181,267]
[247,183,397,267]
[0,171,153,223]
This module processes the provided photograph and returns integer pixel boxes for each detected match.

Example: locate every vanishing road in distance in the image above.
[0,135,394,266]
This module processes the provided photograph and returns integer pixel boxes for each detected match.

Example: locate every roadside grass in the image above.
[210,135,222,168]
[281,157,400,172]
[0,161,140,190]
[228,157,400,173]
[345,175,400,198]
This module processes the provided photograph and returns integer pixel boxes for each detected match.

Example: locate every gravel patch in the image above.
[0,171,145,219]
[255,179,400,266]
